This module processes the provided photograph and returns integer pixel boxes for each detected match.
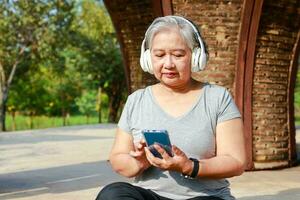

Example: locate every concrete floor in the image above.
[0,124,299,200]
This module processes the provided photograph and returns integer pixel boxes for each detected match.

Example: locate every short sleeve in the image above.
[217,89,241,124]
[117,95,133,133]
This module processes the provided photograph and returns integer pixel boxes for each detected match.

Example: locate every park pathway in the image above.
[0,124,299,200]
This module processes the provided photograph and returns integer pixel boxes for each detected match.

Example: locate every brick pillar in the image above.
[251,0,300,169]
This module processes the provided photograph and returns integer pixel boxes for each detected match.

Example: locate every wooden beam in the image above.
[243,0,264,170]
[161,0,173,15]
[234,0,255,117]
[151,0,163,17]
[235,0,255,170]
[235,0,264,170]
[288,30,300,166]
[151,0,173,16]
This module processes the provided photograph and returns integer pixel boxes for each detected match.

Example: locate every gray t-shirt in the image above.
[118,83,241,200]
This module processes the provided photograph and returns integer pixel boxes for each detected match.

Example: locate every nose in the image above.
[163,55,174,69]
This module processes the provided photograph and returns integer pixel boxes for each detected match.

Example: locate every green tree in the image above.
[0,0,75,131]
[48,47,84,125]
[8,68,49,129]
[75,90,97,123]
[72,0,126,122]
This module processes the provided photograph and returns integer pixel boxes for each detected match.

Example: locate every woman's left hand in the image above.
[144,144,192,174]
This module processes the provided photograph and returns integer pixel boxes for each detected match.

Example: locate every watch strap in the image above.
[182,157,199,179]
[189,158,199,178]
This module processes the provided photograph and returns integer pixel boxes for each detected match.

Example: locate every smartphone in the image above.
[142,129,173,158]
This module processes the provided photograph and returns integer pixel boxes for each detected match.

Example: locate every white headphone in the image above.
[140,16,207,74]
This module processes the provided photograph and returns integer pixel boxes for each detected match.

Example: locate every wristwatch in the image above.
[182,158,199,179]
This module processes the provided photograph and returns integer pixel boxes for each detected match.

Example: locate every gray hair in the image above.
[145,16,199,51]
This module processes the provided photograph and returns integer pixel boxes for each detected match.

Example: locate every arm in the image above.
[191,118,246,178]
[109,128,150,178]
[144,118,246,179]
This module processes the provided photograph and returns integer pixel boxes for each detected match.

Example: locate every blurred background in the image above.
[0,0,127,131]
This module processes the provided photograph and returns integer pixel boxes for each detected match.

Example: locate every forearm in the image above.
[182,155,245,179]
[110,153,146,178]
[196,155,245,179]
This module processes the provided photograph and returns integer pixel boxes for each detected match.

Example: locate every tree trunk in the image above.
[66,112,70,126]
[0,89,8,132]
[62,109,66,126]
[11,111,16,131]
[97,87,102,123]
[29,111,34,129]
[0,97,7,132]
[107,85,123,123]
[0,47,25,132]
[61,92,66,126]
[86,114,90,124]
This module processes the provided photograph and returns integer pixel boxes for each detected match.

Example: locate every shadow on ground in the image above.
[237,188,300,200]
[0,160,129,199]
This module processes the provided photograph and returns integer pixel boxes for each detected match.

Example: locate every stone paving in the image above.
[0,124,299,200]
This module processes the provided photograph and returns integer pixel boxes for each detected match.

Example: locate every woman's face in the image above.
[150,28,192,88]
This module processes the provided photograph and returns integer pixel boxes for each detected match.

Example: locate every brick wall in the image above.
[172,0,243,94]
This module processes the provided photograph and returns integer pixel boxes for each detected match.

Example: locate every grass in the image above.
[5,114,105,132]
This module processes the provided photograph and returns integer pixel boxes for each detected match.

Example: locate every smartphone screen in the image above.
[142,129,173,158]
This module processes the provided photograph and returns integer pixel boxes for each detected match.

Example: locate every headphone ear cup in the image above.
[140,38,153,74]
[191,48,201,72]
[144,49,153,74]
[198,48,207,71]
[140,39,147,72]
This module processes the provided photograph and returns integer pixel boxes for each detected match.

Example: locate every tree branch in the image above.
[7,46,26,89]
[0,61,6,87]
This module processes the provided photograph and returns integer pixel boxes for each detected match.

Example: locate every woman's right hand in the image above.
[129,140,151,172]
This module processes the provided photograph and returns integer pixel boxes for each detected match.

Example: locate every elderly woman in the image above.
[96,16,246,200]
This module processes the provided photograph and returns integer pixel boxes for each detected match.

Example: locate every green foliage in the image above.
[75,90,97,117]
[1,0,127,131]
[70,0,126,122]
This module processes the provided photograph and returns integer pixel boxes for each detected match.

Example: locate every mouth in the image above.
[162,72,178,78]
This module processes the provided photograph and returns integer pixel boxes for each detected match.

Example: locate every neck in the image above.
[159,79,197,95]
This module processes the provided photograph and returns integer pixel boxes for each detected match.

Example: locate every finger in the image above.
[144,147,155,160]
[129,150,138,157]
[137,140,147,151]
[154,144,170,160]
[144,147,161,166]
[136,143,144,150]
[172,145,185,156]
[140,139,147,145]
[134,144,142,152]
[129,150,143,157]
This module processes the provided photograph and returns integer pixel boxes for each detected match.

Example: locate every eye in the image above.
[173,50,185,58]
[173,53,184,58]
[174,54,184,57]
[154,53,164,57]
